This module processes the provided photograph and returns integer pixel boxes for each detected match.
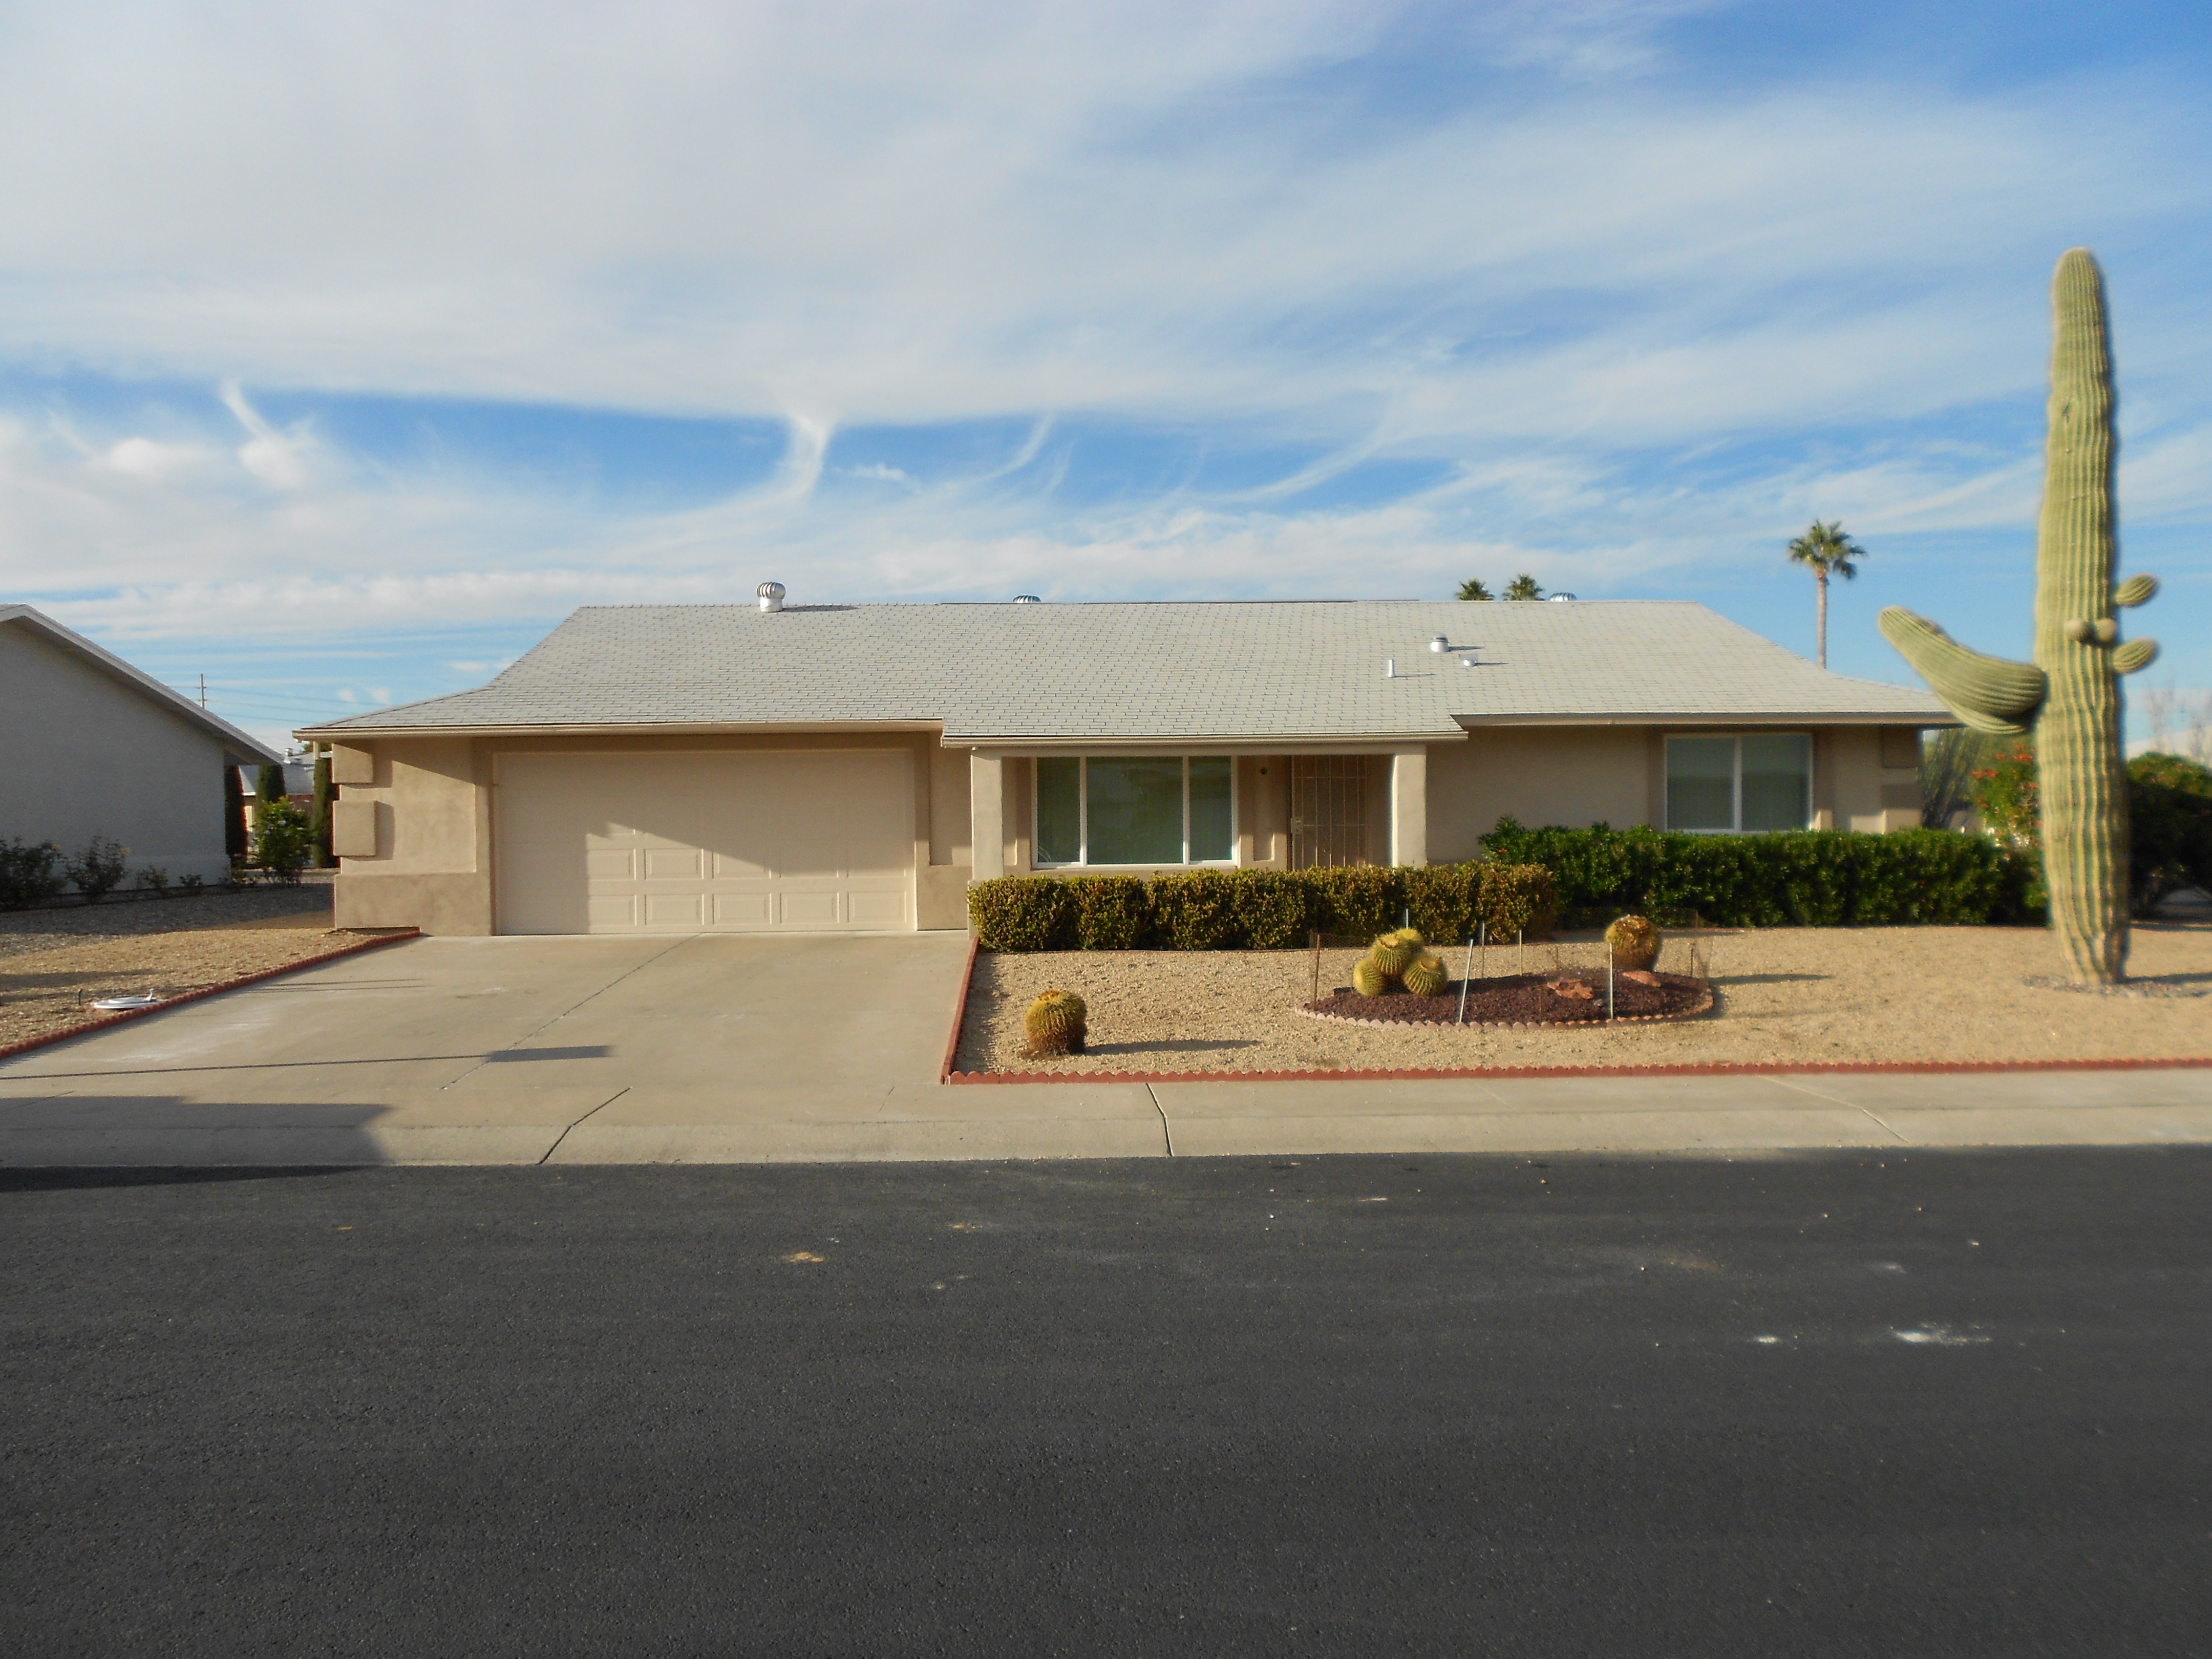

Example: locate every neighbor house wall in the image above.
[0,621,237,883]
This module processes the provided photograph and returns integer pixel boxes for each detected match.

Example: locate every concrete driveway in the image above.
[0,934,1165,1165]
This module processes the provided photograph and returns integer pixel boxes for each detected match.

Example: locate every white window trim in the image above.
[1033,755,1239,868]
[1665,733,1813,834]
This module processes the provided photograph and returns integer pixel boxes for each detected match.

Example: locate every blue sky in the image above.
[2,0,2207,751]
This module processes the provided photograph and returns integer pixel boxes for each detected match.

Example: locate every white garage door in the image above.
[495,750,914,934]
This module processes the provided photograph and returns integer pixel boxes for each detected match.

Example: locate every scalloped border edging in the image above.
[0,929,419,1063]
[939,935,2212,1086]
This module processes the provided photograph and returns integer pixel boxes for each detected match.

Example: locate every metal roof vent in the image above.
[1547,592,1578,602]
[1429,634,1450,653]
[757,581,786,613]
[1012,594,1043,603]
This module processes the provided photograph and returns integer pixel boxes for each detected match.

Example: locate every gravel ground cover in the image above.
[0,875,382,1050]
[954,921,2212,1075]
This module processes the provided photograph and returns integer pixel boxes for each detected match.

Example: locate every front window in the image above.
[1034,756,1236,866]
[1666,734,1811,832]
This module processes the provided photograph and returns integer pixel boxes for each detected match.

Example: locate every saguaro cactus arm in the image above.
[2114,573,2158,608]
[2112,638,2159,674]
[1877,607,2048,735]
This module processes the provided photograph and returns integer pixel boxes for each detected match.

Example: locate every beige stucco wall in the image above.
[333,729,973,935]
[1428,723,1926,859]
[336,722,1932,934]
[1427,728,1654,861]
[1,621,239,882]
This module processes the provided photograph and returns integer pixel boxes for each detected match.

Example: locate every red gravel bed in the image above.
[1304,970,1711,1028]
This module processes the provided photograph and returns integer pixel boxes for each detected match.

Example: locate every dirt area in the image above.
[954,922,2212,1075]
[0,875,386,1050]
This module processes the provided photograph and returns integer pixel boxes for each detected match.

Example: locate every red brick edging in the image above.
[939,930,983,1083]
[0,930,420,1064]
[937,945,2212,1086]
[946,1055,2212,1085]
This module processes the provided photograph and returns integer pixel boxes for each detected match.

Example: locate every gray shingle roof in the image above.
[301,600,1948,742]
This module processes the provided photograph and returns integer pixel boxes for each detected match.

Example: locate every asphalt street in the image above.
[4,1150,2208,1656]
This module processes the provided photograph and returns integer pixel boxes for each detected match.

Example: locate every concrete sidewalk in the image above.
[3,934,2209,1164]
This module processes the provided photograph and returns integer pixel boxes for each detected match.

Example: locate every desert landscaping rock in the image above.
[953,922,2212,1076]
[0,877,378,1050]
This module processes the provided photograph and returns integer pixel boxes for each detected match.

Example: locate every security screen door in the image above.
[1289,756,1369,868]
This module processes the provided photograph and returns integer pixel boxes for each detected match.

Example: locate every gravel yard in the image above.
[0,876,386,1050]
[954,921,2212,1075]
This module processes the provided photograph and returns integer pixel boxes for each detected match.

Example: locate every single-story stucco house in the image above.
[2,604,284,883]
[298,595,1949,937]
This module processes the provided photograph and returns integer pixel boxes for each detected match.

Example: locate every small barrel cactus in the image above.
[1400,953,1448,997]
[1351,956,1393,996]
[1370,928,1424,976]
[1605,914,1661,971]
[1024,989,1088,1055]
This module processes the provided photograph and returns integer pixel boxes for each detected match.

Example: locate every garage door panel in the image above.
[644,847,706,880]
[712,892,776,926]
[497,750,913,934]
[778,891,843,928]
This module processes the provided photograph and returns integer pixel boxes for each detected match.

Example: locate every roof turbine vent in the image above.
[1547,592,1578,602]
[757,581,786,613]
[1012,594,1042,604]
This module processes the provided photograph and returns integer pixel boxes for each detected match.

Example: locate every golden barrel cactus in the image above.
[1370,928,1424,977]
[1605,914,1661,971]
[1351,957,1393,996]
[1400,953,1449,997]
[1024,989,1088,1056]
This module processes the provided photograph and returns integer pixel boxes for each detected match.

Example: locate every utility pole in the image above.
[199,673,207,709]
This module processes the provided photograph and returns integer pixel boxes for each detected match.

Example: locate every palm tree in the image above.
[1786,520,1865,667]
[1504,573,1544,601]
[1456,578,1493,601]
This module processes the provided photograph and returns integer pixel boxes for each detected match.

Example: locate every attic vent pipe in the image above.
[757,581,786,613]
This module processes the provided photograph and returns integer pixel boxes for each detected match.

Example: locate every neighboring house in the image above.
[300,597,1949,937]
[2,604,283,882]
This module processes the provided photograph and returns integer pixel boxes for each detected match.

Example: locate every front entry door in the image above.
[1288,756,1369,868]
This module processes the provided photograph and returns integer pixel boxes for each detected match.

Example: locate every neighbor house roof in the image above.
[2,605,284,765]
[299,600,1950,746]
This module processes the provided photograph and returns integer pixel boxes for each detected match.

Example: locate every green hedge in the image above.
[967,862,1560,951]
[1478,817,2029,928]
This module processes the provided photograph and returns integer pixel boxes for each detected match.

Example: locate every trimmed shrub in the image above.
[1151,869,1242,950]
[2128,753,2212,916]
[1478,862,1557,939]
[0,837,67,911]
[1066,875,1152,949]
[1480,817,2020,928]
[1230,869,1314,949]
[224,765,248,861]
[1301,865,1403,939]
[69,836,130,903]
[254,801,312,883]
[1405,863,1480,944]
[256,762,287,803]
[968,876,1072,950]
[311,749,334,869]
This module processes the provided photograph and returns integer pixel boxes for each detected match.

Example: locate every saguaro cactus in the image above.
[1879,249,2157,984]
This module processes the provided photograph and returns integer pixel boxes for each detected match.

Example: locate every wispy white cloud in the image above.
[0,0,2205,699]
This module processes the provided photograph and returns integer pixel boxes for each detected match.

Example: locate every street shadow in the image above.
[1716,973,1832,985]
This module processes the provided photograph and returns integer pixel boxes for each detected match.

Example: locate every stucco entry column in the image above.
[970,753,1006,882]
[1390,749,1428,867]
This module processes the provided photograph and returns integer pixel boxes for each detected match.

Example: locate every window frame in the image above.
[1664,733,1814,834]
[1032,755,1239,868]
